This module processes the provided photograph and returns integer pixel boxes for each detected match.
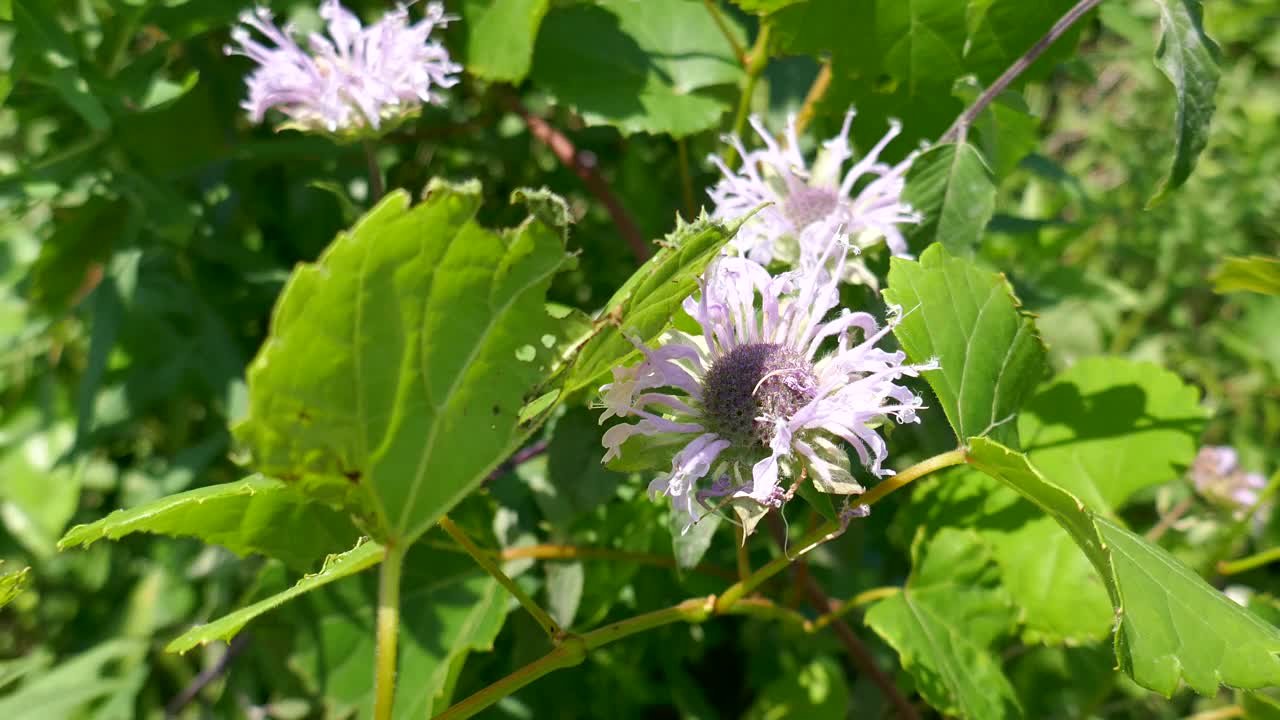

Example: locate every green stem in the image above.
[432,449,965,719]
[373,542,405,720]
[717,447,966,612]
[677,137,696,221]
[810,586,901,631]
[439,516,564,640]
[723,23,772,166]
[703,0,747,65]
[1218,546,1280,576]
[433,597,714,720]
[794,61,832,135]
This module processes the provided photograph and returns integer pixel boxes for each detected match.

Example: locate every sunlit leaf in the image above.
[461,0,549,83]
[1019,357,1206,512]
[902,143,998,255]
[58,476,360,572]
[882,244,1047,446]
[968,438,1280,696]
[165,540,383,654]
[234,182,571,544]
[0,562,29,610]
[1211,255,1280,295]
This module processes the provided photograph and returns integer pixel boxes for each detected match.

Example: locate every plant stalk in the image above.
[439,516,564,640]
[717,447,965,612]
[724,23,772,166]
[938,0,1104,144]
[373,542,405,720]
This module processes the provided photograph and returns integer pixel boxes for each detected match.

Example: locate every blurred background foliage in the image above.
[0,0,1277,718]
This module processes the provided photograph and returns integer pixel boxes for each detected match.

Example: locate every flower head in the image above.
[708,110,921,284]
[1191,445,1268,513]
[226,1,461,134]
[598,235,935,533]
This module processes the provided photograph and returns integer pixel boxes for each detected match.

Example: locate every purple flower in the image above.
[225,1,461,134]
[1191,445,1269,513]
[598,234,935,533]
[708,110,921,285]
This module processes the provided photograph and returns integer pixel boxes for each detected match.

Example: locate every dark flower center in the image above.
[784,186,840,229]
[702,343,818,448]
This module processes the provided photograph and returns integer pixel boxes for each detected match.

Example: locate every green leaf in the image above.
[165,539,383,654]
[743,655,850,720]
[58,476,361,572]
[893,469,1113,644]
[286,546,508,718]
[460,0,549,83]
[562,213,737,398]
[0,562,29,610]
[1019,358,1205,512]
[12,0,111,131]
[967,438,1280,696]
[865,528,1022,720]
[0,640,147,719]
[234,182,571,545]
[1148,0,1221,206]
[0,420,83,558]
[953,81,1039,181]
[881,244,1047,446]
[530,0,744,137]
[1211,255,1280,295]
[962,0,1084,84]
[902,143,998,255]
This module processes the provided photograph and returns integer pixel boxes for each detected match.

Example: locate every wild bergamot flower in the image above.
[226,0,461,135]
[1191,445,1268,514]
[598,234,935,534]
[708,110,921,286]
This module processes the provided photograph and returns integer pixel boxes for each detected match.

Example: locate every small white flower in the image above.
[708,109,921,285]
[597,234,935,533]
[225,1,461,134]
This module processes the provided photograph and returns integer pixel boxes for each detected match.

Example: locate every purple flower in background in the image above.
[226,0,461,134]
[1191,445,1269,513]
[598,234,935,534]
[708,110,921,285]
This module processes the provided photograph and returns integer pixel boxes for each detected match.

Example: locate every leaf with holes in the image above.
[866,528,1022,720]
[968,438,1280,696]
[234,182,571,545]
[882,244,1047,446]
[59,476,360,572]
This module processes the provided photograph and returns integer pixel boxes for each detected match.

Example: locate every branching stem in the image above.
[938,0,1104,144]
[439,516,564,640]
